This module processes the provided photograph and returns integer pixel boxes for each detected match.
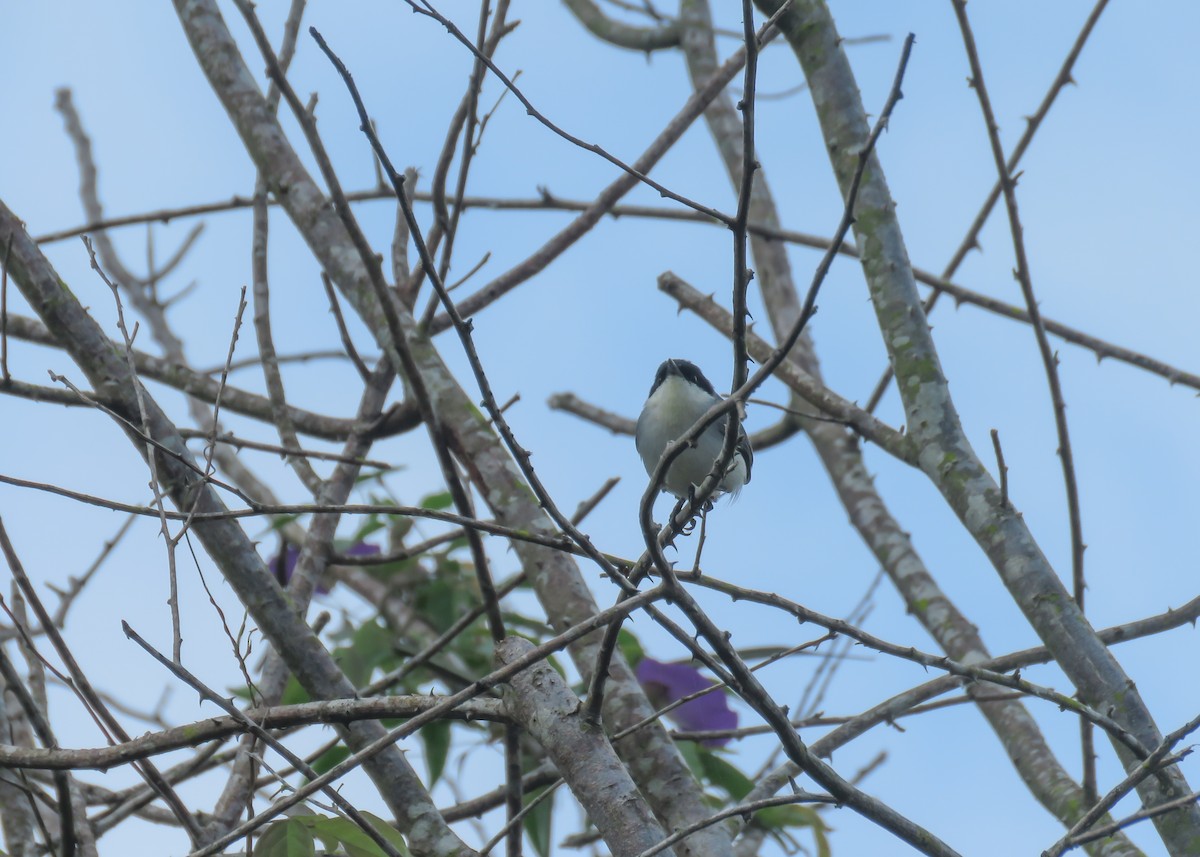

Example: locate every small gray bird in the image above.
[635,358,753,500]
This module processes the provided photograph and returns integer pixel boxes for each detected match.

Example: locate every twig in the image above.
[1,234,10,382]
[1042,709,1200,857]
[188,586,666,857]
[3,313,404,440]
[548,390,807,452]
[311,22,611,639]
[89,742,228,833]
[439,763,558,822]
[670,691,1025,743]
[730,0,760,393]
[81,236,186,665]
[439,4,792,327]
[203,286,249,480]
[0,474,581,551]
[546,392,636,435]
[238,0,508,644]
[320,272,371,381]
[406,0,732,225]
[990,428,1008,509]
[783,574,882,768]
[431,1,511,299]
[177,429,392,469]
[590,32,917,734]
[636,794,836,857]
[446,251,492,293]
[479,778,556,857]
[48,514,137,628]
[34,189,1196,396]
[46,368,254,506]
[562,0,681,50]
[0,647,75,857]
[121,622,406,857]
[950,0,1092,803]
[277,359,396,616]
[250,187,323,495]
[0,694,504,772]
[864,0,1113,412]
[147,223,205,285]
[572,475,622,524]
[1055,790,1200,854]
[0,519,204,845]
[692,573,1152,760]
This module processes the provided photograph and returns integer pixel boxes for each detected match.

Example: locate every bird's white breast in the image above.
[636,376,747,498]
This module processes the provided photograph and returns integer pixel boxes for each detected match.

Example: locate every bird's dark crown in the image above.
[650,358,718,397]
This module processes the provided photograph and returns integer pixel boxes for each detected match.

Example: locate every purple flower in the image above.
[270,541,381,594]
[636,657,737,746]
[343,541,383,560]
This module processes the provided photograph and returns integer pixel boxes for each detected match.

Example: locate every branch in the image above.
[658,273,914,461]
[864,0,1114,412]
[562,0,681,51]
[34,190,1199,396]
[0,520,201,845]
[190,586,667,857]
[124,622,406,857]
[949,0,1094,808]
[1,312,417,440]
[496,637,670,857]
[0,195,463,853]
[754,2,1200,849]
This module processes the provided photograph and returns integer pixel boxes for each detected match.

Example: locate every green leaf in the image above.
[309,742,351,778]
[334,619,394,687]
[253,819,315,857]
[757,803,825,830]
[417,577,458,632]
[698,750,754,800]
[813,821,832,857]
[617,628,645,666]
[279,675,310,707]
[390,516,415,544]
[421,719,451,785]
[676,739,704,780]
[523,786,554,857]
[354,467,401,486]
[421,491,454,511]
[266,514,303,533]
[300,815,409,857]
[360,812,410,854]
[347,517,387,543]
[292,815,340,852]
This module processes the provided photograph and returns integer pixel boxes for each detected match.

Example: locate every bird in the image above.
[635,358,752,501]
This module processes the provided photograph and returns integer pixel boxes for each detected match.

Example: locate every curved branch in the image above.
[562,0,681,52]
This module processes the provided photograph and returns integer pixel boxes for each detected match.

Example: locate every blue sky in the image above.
[1,2,1198,855]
